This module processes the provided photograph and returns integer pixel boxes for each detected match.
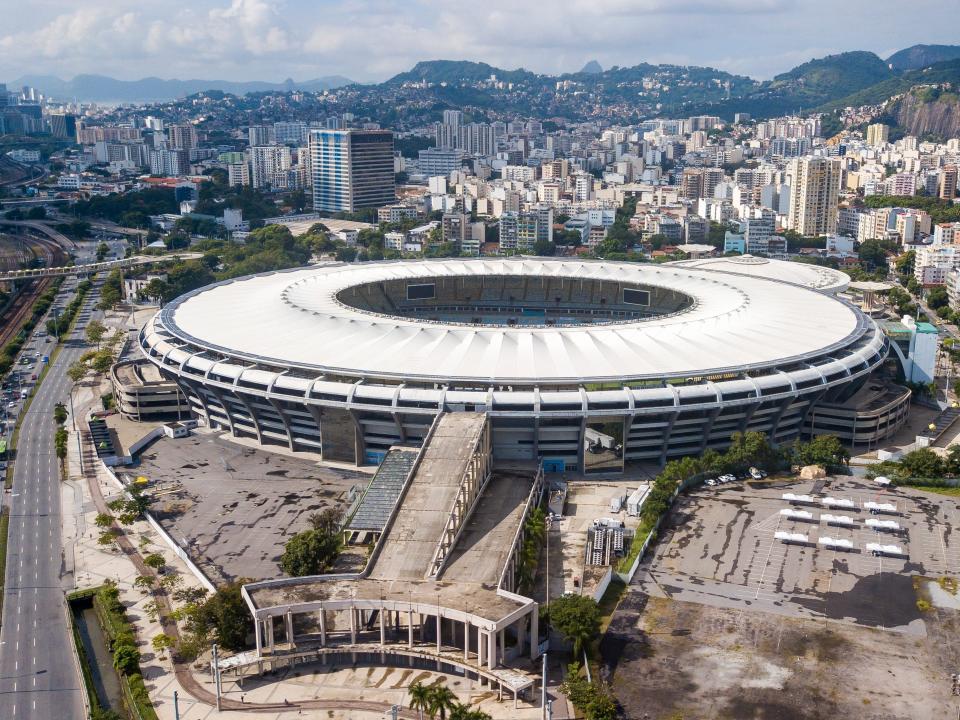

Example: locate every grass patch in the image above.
[616,520,656,574]
[913,485,960,497]
[598,576,627,634]
[93,584,160,720]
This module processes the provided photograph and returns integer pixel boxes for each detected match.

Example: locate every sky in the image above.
[1,0,959,84]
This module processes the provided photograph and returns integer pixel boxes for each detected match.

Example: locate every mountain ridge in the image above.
[7,73,355,102]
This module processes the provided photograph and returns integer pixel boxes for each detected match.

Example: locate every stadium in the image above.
[138,256,895,473]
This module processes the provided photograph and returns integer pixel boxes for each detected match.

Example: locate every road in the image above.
[0,277,102,719]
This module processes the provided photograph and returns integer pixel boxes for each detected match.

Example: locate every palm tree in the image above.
[428,684,458,720]
[408,681,431,720]
[449,704,492,720]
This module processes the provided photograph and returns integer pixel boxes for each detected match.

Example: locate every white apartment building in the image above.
[250,145,291,189]
[915,244,960,286]
[933,222,960,246]
[785,156,841,237]
[228,162,250,187]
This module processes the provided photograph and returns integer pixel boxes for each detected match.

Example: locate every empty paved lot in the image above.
[135,431,366,584]
[634,475,960,633]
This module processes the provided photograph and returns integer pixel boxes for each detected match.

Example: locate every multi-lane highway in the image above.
[0,275,102,719]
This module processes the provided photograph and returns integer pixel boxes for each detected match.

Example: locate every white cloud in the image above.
[0,0,957,83]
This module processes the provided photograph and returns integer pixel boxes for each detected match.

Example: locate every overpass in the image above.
[0,219,77,249]
[0,252,202,282]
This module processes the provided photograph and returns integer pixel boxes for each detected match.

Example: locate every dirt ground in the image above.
[603,593,960,720]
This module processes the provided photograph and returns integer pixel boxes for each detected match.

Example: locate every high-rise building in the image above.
[228,162,251,187]
[148,149,189,176]
[248,125,274,147]
[250,145,291,189]
[865,123,889,146]
[785,156,841,237]
[940,165,958,201]
[46,113,76,139]
[309,129,395,212]
[442,110,462,129]
[274,121,308,146]
[168,124,198,151]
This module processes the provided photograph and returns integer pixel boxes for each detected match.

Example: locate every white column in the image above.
[488,629,495,670]
[267,618,275,653]
[379,607,386,646]
[319,608,327,647]
[254,615,263,655]
[499,629,505,663]
[285,611,294,647]
[529,609,538,661]
[350,608,357,645]
[464,619,470,661]
[436,612,442,653]
[408,609,414,648]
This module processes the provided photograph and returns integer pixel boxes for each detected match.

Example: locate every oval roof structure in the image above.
[671,255,850,294]
[159,257,864,384]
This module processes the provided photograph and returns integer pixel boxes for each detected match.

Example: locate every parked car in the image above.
[705,478,717,486]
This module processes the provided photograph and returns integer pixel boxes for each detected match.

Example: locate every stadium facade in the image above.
[139,257,895,473]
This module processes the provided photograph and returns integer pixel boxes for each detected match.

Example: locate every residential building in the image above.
[250,145,291,189]
[167,124,198,151]
[248,125,275,146]
[274,121,309,145]
[915,244,960,285]
[785,156,841,237]
[865,123,889,146]
[418,147,466,176]
[228,162,251,187]
[940,165,958,200]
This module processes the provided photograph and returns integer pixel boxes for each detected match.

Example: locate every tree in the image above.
[95,512,114,528]
[112,643,141,675]
[408,681,431,720]
[449,705,492,720]
[280,529,341,577]
[85,320,108,349]
[134,574,156,593]
[53,402,68,425]
[144,553,166,570]
[90,350,115,375]
[190,581,251,650]
[67,362,88,383]
[898,448,944,479]
[152,633,175,657]
[55,426,68,461]
[306,508,341,535]
[96,242,110,262]
[792,435,850,468]
[547,594,601,658]
[427,684,458,720]
[927,286,949,310]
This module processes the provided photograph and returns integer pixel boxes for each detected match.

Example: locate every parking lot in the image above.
[634,475,960,633]
[134,431,369,584]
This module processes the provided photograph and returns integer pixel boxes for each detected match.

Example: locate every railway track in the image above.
[0,233,69,350]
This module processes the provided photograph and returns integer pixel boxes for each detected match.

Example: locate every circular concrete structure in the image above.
[140,257,888,470]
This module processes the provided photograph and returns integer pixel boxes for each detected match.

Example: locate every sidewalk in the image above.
[63,370,546,719]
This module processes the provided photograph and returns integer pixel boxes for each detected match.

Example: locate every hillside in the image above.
[887,44,960,71]
[817,58,960,112]
[684,51,894,119]
[889,84,960,139]
[386,60,539,86]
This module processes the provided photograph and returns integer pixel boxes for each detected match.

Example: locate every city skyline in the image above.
[1,0,959,84]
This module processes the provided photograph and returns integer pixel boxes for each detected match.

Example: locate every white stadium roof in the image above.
[670,255,850,294]
[159,257,865,384]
